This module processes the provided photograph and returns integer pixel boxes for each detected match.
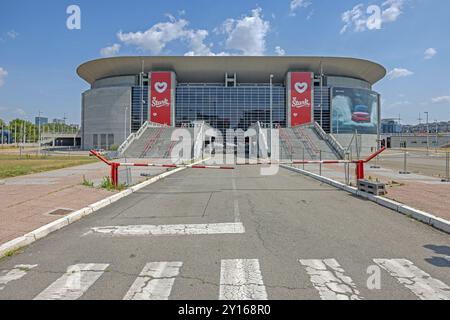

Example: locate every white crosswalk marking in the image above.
[0,265,38,290]
[34,263,109,300]
[299,259,363,300]
[88,223,245,236]
[219,259,268,300]
[124,262,183,300]
[374,259,450,300]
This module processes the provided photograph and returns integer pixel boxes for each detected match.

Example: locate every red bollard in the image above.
[355,160,365,180]
[110,163,119,189]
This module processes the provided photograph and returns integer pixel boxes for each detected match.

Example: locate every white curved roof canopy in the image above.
[77,56,386,85]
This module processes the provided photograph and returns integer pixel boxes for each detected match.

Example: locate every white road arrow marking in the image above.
[87,222,245,236]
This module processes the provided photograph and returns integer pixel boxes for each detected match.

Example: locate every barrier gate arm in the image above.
[89,150,234,189]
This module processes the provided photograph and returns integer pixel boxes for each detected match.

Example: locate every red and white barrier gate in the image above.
[290,147,386,180]
[89,150,234,189]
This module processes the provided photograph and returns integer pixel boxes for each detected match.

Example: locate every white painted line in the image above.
[88,222,245,236]
[0,264,38,290]
[232,172,241,223]
[219,259,268,300]
[299,259,363,300]
[124,262,182,300]
[234,200,241,223]
[374,259,450,300]
[34,263,109,300]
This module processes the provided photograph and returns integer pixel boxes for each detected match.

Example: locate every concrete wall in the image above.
[81,87,131,150]
[326,76,371,90]
[334,133,378,159]
[92,76,137,89]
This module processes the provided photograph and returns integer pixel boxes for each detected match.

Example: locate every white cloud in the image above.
[424,48,437,60]
[340,0,405,34]
[275,46,286,56]
[220,7,270,56]
[15,108,26,116]
[7,30,19,39]
[100,44,121,57]
[0,67,8,87]
[432,96,450,104]
[118,18,191,54]
[117,15,217,56]
[387,68,414,79]
[289,0,312,16]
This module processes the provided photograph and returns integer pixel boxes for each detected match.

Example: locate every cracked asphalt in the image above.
[0,165,449,300]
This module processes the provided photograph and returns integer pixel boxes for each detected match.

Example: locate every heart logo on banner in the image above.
[295,82,308,94]
[155,82,168,94]
[293,113,298,117]
[153,113,157,117]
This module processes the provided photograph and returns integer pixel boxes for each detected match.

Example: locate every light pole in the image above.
[269,74,274,155]
[37,111,42,156]
[140,60,145,127]
[425,111,429,153]
[124,105,129,144]
[320,60,324,128]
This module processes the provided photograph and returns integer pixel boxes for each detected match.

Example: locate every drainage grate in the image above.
[47,208,73,216]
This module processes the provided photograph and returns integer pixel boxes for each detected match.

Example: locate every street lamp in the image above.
[424,111,429,153]
[269,74,274,155]
[124,105,129,144]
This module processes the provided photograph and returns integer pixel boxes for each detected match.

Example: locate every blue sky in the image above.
[0,0,449,124]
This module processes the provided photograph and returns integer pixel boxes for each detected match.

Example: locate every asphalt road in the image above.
[0,165,449,300]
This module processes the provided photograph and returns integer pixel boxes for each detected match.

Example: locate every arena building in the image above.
[77,56,386,155]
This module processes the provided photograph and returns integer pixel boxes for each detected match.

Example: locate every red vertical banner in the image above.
[150,72,172,125]
[290,72,312,127]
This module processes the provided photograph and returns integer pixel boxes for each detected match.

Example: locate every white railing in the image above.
[118,121,149,154]
[313,122,346,159]
[193,121,206,160]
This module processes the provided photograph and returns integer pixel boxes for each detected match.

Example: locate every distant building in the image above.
[35,116,48,126]
[381,119,402,134]
[52,118,66,125]
[402,121,449,134]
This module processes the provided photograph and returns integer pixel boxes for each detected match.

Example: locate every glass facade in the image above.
[131,87,149,132]
[175,85,286,133]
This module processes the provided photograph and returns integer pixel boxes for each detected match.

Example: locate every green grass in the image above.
[100,176,126,191]
[82,175,94,187]
[0,154,97,179]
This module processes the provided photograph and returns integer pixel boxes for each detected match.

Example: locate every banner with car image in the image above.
[331,87,380,134]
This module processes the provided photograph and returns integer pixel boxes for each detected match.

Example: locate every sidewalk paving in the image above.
[0,159,169,245]
[296,163,450,221]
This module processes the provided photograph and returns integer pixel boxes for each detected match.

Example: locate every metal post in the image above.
[399,150,410,174]
[319,150,322,176]
[269,74,273,155]
[140,60,144,127]
[443,152,450,182]
[320,61,323,127]
[425,111,429,155]
[355,161,365,180]
[302,147,305,170]
[38,111,41,156]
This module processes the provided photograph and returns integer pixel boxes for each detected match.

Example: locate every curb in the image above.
[0,159,204,259]
[281,164,450,235]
